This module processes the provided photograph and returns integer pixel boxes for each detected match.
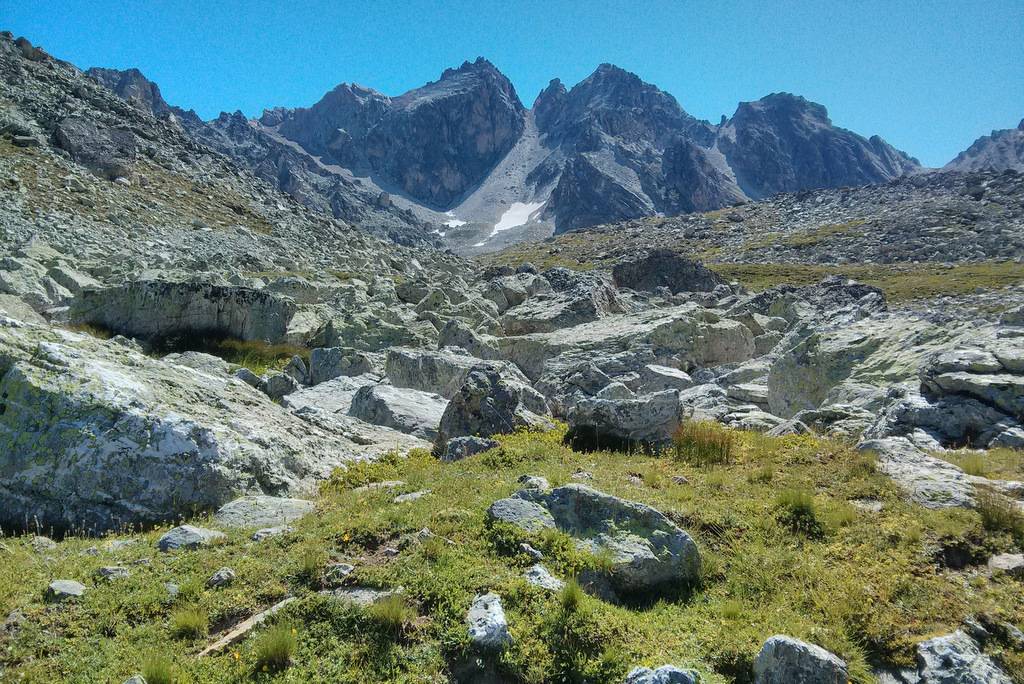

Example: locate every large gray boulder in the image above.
[612,250,725,294]
[385,346,531,399]
[466,592,512,652]
[69,280,297,343]
[567,390,682,449]
[436,366,550,445]
[308,347,377,385]
[624,665,700,684]
[156,525,226,552]
[213,496,315,529]
[488,484,700,594]
[913,631,1012,684]
[348,384,447,440]
[858,437,975,509]
[0,323,359,532]
[753,635,848,684]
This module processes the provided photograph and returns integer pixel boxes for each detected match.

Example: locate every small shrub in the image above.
[366,595,416,639]
[297,548,325,584]
[775,488,824,537]
[673,420,735,467]
[169,606,207,639]
[141,655,176,684]
[976,489,1024,538]
[821,500,858,531]
[254,622,297,673]
[558,578,585,615]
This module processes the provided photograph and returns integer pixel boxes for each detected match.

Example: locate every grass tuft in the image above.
[141,655,176,684]
[169,606,207,639]
[673,420,735,467]
[775,487,824,537]
[366,595,416,639]
[253,622,297,673]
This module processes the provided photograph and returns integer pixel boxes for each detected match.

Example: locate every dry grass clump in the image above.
[673,420,735,467]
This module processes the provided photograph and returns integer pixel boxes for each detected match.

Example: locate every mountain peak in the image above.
[1018,118,1024,131]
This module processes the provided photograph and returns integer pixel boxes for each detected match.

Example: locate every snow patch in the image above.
[491,201,545,235]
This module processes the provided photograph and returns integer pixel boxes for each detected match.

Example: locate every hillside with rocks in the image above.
[82,55,926,254]
[0,31,1023,684]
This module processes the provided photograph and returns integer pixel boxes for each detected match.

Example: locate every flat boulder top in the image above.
[213,496,315,529]
[488,483,700,593]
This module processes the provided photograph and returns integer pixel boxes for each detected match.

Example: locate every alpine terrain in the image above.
[0,31,1022,684]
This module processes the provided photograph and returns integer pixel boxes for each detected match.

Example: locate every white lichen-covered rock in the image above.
[913,631,1012,683]
[348,384,447,440]
[466,592,512,651]
[523,564,564,592]
[213,496,315,529]
[858,437,976,509]
[624,665,700,684]
[0,323,361,532]
[488,484,700,594]
[45,579,86,602]
[753,635,848,684]
[768,316,974,419]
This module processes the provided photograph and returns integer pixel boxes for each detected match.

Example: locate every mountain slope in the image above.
[85,56,921,251]
[945,119,1024,172]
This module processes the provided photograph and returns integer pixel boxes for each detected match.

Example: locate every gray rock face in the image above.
[349,384,447,440]
[624,665,700,684]
[53,115,137,180]
[719,93,918,201]
[70,280,297,344]
[567,390,682,449]
[523,564,564,592]
[213,496,315,529]
[436,366,550,445]
[913,631,1012,684]
[488,484,700,594]
[612,251,725,294]
[86,67,171,116]
[441,436,499,462]
[466,592,512,652]
[0,325,358,532]
[277,58,525,208]
[157,525,226,552]
[45,580,86,602]
[753,635,848,684]
[945,120,1024,172]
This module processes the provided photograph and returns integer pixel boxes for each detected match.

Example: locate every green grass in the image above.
[366,595,417,639]
[1,427,1021,683]
[169,606,208,639]
[253,622,297,673]
[140,655,176,684]
[711,261,1024,302]
[942,448,1023,480]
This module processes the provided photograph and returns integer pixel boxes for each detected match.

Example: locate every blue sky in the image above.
[6,0,1022,167]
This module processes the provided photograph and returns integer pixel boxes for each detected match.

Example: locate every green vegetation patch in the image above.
[1,428,1021,682]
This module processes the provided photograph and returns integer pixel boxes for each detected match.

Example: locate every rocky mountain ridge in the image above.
[82,53,928,253]
[946,118,1024,173]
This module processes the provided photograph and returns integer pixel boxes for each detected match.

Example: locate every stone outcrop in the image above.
[753,635,848,684]
[70,280,297,344]
[488,484,700,595]
[0,322,359,532]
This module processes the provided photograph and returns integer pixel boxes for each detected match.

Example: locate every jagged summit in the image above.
[945,117,1024,172]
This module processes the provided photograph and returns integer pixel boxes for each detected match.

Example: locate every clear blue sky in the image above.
[6,0,1022,167]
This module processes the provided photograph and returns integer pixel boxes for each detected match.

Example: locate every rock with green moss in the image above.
[0,323,363,532]
[488,484,700,594]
